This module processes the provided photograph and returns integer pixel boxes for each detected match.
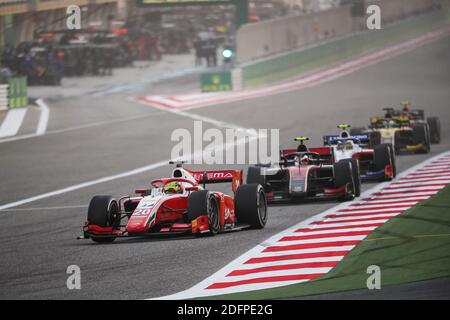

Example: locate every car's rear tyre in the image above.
[187,190,220,236]
[427,117,441,144]
[333,161,356,201]
[246,166,266,188]
[87,195,120,243]
[413,124,430,153]
[235,184,267,229]
[344,158,361,197]
[386,143,397,178]
[369,131,381,148]
[394,131,402,155]
[374,144,394,180]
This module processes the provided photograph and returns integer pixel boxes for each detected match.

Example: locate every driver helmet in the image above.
[384,119,396,128]
[164,181,182,194]
[401,101,410,113]
[300,155,309,165]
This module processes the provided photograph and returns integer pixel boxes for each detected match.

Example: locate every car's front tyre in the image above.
[87,195,120,243]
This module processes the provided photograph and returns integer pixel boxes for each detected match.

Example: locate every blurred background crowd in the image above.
[0,0,362,85]
[0,0,355,86]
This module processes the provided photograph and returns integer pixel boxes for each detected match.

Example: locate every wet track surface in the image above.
[0,37,449,299]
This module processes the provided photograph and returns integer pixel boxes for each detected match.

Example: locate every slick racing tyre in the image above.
[374,144,395,180]
[246,166,266,189]
[333,160,356,201]
[87,195,120,243]
[413,124,431,153]
[187,190,220,236]
[235,184,267,229]
[386,143,397,178]
[343,158,361,197]
[394,131,402,155]
[427,117,441,144]
[369,131,381,148]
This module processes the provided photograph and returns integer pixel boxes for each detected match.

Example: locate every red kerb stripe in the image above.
[337,204,411,212]
[227,261,338,277]
[312,215,394,225]
[263,240,360,252]
[325,211,403,219]
[295,223,383,233]
[351,199,422,206]
[245,250,350,264]
[206,274,324,289]
[280,230,371,241]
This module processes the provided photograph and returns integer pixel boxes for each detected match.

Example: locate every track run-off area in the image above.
[0,30,449,299]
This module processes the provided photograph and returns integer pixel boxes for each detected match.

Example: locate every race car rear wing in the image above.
[409,109,425,120]
[185,169,243,193]
[281,147,332,156]
[323,134,370,145]
[281,149,299,157]
[281,148,333,164]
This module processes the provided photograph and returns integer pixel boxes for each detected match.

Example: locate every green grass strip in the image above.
[205,185,450,300]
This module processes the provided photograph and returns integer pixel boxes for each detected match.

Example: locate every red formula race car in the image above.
[247,137,360,203]
[79,162,267,243]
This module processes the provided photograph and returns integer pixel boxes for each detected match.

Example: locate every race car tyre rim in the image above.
[208,196,220,235]
[257,190,268,224]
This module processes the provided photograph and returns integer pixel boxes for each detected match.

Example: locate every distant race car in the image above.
[79,162,267,243]
[247,137,360,203]
[351,103,440,154]
[389,102,441,143]
[322,124,396,182]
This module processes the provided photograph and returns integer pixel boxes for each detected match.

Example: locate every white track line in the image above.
[0,108,27,138]
[0,113,257,212]
[0,110,165,144]
[0,205,88,212]
[0,98,50,141]
[35,98,50,135]
[0,160,167,211]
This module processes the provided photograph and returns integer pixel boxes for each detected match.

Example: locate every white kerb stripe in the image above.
[0,108,27,138]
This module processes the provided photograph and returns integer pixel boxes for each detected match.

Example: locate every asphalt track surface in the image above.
[0,37,449,299]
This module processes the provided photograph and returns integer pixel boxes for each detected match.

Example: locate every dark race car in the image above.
[322,124,396,182]
[79,162,267,243]
[351,103,440,154]
[246,137,360,203]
